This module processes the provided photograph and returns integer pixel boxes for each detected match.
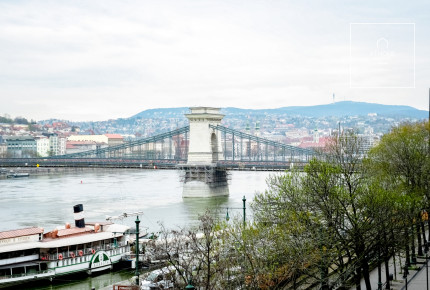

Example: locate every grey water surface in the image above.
[0,169,276,289]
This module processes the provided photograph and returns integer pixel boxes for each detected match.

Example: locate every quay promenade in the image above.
[357,253,430,289]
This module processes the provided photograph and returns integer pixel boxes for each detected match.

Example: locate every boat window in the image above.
[11,266,25,275]
[3,250,26,258]
[24,249,38,256]
[59,246,68,253]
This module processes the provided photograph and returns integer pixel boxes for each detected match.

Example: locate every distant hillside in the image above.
[130,107,189,119]
[275,101,428,118]
[35,101,427,136]
[130,101,428,119]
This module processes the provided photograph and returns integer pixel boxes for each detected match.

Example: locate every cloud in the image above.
[0,0,429,121]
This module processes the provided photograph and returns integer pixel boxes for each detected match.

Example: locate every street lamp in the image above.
[426,252,429,290]
[225,196,246,227]
[403,265,409,290]
[411,224,417,264]
[135,216,140,286]
[242,196,246,227]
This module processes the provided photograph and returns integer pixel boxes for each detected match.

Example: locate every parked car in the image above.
[141,266,176,289]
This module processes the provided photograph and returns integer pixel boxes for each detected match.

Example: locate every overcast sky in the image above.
[0,0,429,121]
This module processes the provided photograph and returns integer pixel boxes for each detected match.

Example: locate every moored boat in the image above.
[6,172,29,178]
[0,204,131,288]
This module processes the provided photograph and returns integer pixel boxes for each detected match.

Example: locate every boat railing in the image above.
[41,243,128,261]
[68,251,76,258]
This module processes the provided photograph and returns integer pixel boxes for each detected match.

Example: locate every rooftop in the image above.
[4,136,35,141]
[104,134,123,139]
[0,227,44,240]
[56,227,94,238]
[0,223,130,253]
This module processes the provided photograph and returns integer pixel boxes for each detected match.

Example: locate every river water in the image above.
[0,169,276,289]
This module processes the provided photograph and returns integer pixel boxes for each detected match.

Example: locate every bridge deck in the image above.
[1,123,319,170]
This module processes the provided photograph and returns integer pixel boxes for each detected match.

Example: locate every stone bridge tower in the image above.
[180,107,229,197]
[185,107,223,164]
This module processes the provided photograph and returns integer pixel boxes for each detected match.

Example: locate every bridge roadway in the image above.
[0,113,315,172]
[0,158,305,171]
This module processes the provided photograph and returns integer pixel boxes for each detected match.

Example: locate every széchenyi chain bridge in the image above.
[0,107,319,197]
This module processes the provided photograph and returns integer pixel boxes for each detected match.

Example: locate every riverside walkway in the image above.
[356,254,430,290]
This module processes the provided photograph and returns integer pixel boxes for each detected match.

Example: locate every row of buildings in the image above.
[0,132,124,158]
[0,114,382,159]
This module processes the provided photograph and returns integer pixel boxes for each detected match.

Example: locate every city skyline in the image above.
[1,0,429,121]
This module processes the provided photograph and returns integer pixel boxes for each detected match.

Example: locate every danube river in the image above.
[0,169,276,289]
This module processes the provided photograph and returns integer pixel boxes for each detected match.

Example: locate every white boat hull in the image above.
[0,247,129,288]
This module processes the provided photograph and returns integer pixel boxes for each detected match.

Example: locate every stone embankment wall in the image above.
[0,167,146,177]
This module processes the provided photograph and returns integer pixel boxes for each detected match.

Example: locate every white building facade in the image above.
[36,137,50,157]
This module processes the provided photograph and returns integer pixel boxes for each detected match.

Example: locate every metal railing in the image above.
[210,124,319,163]
[40,242,127,261]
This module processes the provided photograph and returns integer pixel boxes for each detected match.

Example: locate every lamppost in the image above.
[242,196,246,227]
[377,244,382,290]
[404,265,408,290]
[411,224,417,265]
[225,196,246,227]
[225,196,247,289]
[135,216,140,286]
[105,212,143,285]
[426,252,429,290]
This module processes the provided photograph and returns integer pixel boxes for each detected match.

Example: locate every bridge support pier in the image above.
[180,165,229,197]
[180,107,229,197]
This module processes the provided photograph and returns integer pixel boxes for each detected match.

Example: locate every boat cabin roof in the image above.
[0,227,43,240]
[50,226,94,238]
[0,224,130,254]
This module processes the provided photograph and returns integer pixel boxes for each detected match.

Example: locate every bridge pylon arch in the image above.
[185,107,223,164]
[181,107,229,197]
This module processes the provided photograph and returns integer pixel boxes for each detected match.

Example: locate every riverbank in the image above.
[0,166,154,178]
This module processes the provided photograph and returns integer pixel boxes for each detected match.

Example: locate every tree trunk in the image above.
[362,259,372,290]
[405,228,411,267]
[383,231,391,289]
[411,225,417,264]
[321,265,329,290]
[206,245,210,289]
[357,240,372,290]
[385,257,390,289]
[417,219,423,256]
[421,219,428,252]
[356,267,362,290]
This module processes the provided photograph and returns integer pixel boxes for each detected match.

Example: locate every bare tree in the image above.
[147,210,230,289]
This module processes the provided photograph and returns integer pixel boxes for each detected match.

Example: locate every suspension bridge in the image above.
[0,112,316,169]
[1,107,320,196]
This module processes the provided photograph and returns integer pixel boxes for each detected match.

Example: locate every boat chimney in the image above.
[73,204,85,228]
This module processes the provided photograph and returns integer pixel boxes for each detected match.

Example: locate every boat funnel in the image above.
[73,204,85,228]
